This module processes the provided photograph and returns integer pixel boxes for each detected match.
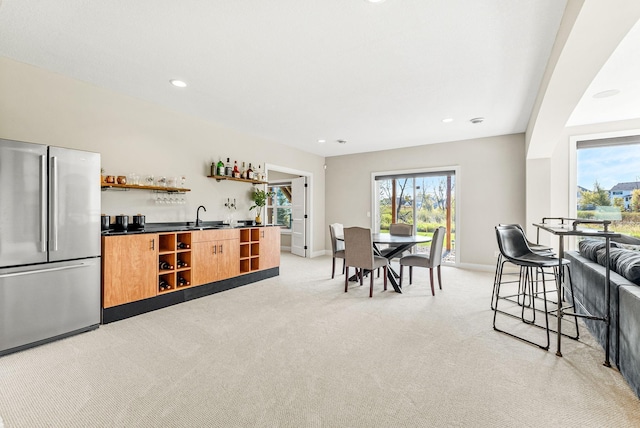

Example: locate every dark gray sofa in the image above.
[565,239,640,399]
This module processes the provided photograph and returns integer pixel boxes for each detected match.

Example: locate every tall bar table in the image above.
[533,217,620,367]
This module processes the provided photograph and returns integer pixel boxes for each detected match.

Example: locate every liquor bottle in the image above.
[216,158,225,176]
[177,241,190,249]
[159,261,173,270]
[225,157,232,176]
[240,162,247,179]
[210,162,216,177]
[247,163,254,180]
[178,276,190,286]
[256,164,263,181]
[233,161,240,178]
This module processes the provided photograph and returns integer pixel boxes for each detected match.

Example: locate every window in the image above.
[266,183,292,229]
[576,136,640,237]
[373,170,456,263]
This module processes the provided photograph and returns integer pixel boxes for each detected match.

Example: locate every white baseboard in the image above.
[448,262,496,272]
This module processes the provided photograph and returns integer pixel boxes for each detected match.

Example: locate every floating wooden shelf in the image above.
[101,183,191,192]
[207,175,267,185]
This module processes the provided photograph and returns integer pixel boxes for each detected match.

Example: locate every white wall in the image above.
[0,57,326,255]
[325,134,526,267]
[527,118,640,250]
[524,1,640,250]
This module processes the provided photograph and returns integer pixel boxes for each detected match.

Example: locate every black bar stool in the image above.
[493,225,579,350]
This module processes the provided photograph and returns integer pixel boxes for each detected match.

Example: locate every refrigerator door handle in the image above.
[39,155,47,253]
[0,263,91,279]
[50,156,58,252]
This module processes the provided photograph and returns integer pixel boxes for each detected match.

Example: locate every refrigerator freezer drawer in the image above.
[0,258,100,355]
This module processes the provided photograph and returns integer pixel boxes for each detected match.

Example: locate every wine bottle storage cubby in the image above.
[176,233,192,251]
[239,228,262,274]
[157,232,192,293]
[176,270,192,288]
[159,273,175,292]
[159,253,176,273]
[159,233,176,253]
[176,252,191,270]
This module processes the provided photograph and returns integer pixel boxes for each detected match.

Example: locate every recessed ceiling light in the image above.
[442,118,454,123]
[317,139,326,144]
[366,0,386,3]
[170,79,187,88]
[470,117,484,124]
[593,89,620,99]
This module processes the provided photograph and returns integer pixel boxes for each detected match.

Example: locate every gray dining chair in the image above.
[399,226,446,296]
[344,226,388,298]
[329,223,345,279]
[380,223,414,258]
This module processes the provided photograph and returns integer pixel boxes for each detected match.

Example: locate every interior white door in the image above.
[290,176,306,257]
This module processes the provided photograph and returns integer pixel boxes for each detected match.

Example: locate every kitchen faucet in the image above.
[196,205,206,227]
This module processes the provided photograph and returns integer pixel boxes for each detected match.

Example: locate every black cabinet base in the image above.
[101,268,279,324]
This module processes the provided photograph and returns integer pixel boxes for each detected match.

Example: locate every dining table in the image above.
[337,232,432,293]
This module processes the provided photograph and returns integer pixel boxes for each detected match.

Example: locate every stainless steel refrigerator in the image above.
[0,138,101,356]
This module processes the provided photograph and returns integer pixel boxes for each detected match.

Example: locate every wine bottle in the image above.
[233,161,240,178]
[159,278,170,291]
[178,276,190,286]
[177,259,188,268]
[177,242,190,249]
[240,162,246,179]
[216,158,225,176]
[225,157,232,176]
[159,261,173,270]
[247,163,254,180]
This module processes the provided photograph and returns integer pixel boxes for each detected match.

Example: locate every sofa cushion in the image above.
[579,239,618,262]
[596,247,640,285]
[612,234,640,246]
[617,243,640,252]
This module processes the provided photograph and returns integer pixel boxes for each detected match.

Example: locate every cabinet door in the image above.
[102,234,158,308]
[192,241,217,286]
[216,238,240,280]
[259,227,281,270]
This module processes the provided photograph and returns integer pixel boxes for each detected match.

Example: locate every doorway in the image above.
[265,164,312,258]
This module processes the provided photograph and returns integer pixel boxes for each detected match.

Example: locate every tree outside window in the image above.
[267,184,292,229]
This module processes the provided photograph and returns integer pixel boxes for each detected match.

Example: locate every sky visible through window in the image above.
[577,144,640,190]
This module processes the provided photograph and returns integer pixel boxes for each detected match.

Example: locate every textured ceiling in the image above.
[0,0,596,157]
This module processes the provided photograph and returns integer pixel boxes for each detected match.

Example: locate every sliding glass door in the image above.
[374,170,456,263]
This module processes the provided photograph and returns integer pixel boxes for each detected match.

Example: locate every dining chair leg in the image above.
[437,265,442,290]
[332,257,336,279]
[409,266,413,285]
[342,259,345,274]
[429,268,435,296]
[399,265,403,288]
[369,272,374,298]
[344,266,349,292]
[359,269,364,286]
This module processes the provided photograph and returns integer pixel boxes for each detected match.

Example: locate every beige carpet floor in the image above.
[0,253,639,427]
